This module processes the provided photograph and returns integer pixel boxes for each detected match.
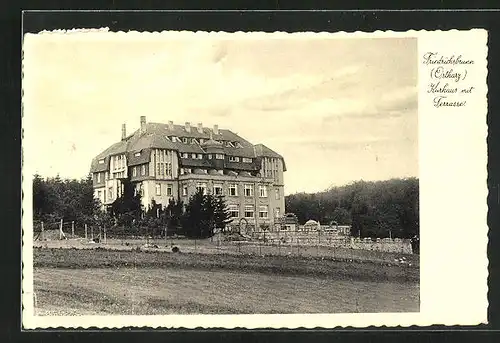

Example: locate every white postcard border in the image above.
[21,29,488,329]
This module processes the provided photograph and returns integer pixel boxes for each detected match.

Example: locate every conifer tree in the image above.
[213,195,232,233]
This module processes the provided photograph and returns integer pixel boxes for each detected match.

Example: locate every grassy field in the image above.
[33,247,419,315]
[35,267,419,315]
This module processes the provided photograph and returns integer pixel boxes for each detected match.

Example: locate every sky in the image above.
[23,31,418,195]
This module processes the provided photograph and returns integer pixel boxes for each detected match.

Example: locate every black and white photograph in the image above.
[21,28,487,329]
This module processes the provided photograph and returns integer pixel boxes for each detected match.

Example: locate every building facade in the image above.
[90,116,286,230]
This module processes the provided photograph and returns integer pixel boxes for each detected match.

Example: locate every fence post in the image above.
[40,221,44,241]
[59,219,64,240]
[104,227,107,244]
[84,224,88,239]
[71,221,75,237]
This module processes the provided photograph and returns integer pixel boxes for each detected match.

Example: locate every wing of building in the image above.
[89,116,286,228]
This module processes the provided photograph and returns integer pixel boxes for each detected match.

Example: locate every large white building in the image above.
[90,116,286,230]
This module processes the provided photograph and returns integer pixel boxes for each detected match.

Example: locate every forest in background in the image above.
[285,178,419,239]
[32,174,418,239]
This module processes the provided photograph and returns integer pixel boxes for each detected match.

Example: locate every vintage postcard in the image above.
[21,28,488,329]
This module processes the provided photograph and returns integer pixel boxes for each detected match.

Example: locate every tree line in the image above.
[32,174,418,239]
[32,174,232,238]
[285,178,419,239]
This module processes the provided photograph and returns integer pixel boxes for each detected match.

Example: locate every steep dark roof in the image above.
[90,121,285,173]
[254,144,287,171]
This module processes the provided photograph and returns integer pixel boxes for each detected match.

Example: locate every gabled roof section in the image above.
[254,143,287,171]
[90,120,287,173]
[90,140,128,173]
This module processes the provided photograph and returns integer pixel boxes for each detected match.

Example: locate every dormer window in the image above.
[199,138,205,144]
[165,136,171,142]
[134,152,141,157]
[215,154,224,160]
[182,137,188,144]
[191,153,197,159]
[234,142,243,148]
[98,159,105,164]
[197,154,203,159]
[207,154,213,159]
[226,141,235,148]
[229,156,240,162]
[170,136,180,143]
[191,138,198,145]
[242,157,252,163]
[181,153,189,158]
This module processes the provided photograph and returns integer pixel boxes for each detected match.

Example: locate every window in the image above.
[228,184,238,196]
[242,157,252,163]
[259,205,268,218]
[98,159,105,164]
[244,184,253,197]
[133,167,137,177]
[229,156,240,162]
[244,205,254,218]
[235,142,243,148]
[213,184,223,196]
[275,207,281,218]
[228,205,239,218]
[196,182,207,195]
[165,163,172,177]
[191,153,197,159]
[182,137,188,144]
[141,165,146,176]
[275,189,280,200]
[180,168,185,175]
[207,154,213,159]
[105,172,108,180]
[191,138,198,144]
[226,141,235,148]
[157,164,162,176]
[199,138,204,144]
[185,168,192,174]
[166,184,173,196]
[182,186,188,196]
[97,190,102,199]
[259,185,267,197]
[97,173,101,183]
[156,184,161,196]
[108,187,113,201]
[197,154,203,159]
[215,153,224,160]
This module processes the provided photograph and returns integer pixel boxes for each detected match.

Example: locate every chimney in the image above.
[197,122,203,134]
[213,124,219,135]
[168,120,174,130]
[140,116,146,133]
[121,123,126,140]
[185,122,191,133]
